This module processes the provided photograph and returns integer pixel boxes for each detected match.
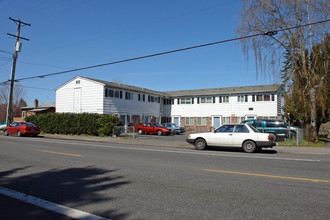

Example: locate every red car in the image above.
[4,121,40,137]
[135,122,172,135]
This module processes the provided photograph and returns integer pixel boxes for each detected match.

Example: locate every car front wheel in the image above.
[4,130,8,136]
[157,130,163,135]
[194,139,207,150]
[243,140,256,153]
[138,129,143,135]
[17,130,22,137]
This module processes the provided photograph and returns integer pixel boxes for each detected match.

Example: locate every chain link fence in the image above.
[112,126,136,138]
[287,128,304,146]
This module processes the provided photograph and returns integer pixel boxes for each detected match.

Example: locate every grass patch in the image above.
[278,139,326,147]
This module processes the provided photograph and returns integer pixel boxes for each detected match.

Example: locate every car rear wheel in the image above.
[243,140,256,153]
[17,130,21,137]
[157,130,163,135]
[194,139,207,150]
[271,133,277,141]
[138,129,143,135]
[4,130,8,136]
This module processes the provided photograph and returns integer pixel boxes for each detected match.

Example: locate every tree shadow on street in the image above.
[0,166,131,219]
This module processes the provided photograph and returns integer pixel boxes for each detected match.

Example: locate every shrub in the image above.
[26,113,122,136]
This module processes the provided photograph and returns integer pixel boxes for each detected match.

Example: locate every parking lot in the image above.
[134,132,189,143]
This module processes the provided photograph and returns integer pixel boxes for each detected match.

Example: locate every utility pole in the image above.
[6,17,30,126]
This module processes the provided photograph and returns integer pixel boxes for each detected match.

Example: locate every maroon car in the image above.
[4,121,40,137]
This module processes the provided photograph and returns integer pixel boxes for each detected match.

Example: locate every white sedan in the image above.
[186,123,276,153]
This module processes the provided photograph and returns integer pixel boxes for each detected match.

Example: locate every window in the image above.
[147,95,158,102]
[252,95,255,102]
[234,125,249,133]
[180,98,192,104]
[271,94,275,101]
[185,117,194,125]
[222,96,229,103]
[252,120,263,127]
[76,80,80,84]
[264,94,270,101]
[109,90,114,97]
[256,95,263,101]
[105,88,108,97]
[237,95,245,102]
[255,94,271,101]
[125,92,133,100]
[143,94,145,101]
[223,117,230,124]
[164,98,173,105]
[200,97,212,103]
[197,117,207,126]
[215,125,235,133]
[138,94,141,101]
[265,121,286,128]
[114,90,120,98]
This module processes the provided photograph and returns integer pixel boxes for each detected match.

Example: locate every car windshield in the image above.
[247,124,259,133]
[154,123,162,127]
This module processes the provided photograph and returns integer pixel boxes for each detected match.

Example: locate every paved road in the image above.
[0,135,330,219]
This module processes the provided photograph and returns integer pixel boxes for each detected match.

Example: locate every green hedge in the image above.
[26,113,122,136]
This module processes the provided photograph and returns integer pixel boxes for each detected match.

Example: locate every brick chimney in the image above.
[34,99,38,108]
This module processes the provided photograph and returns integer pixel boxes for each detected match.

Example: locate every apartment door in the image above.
[173,117,179,126]
[213,116,221,129]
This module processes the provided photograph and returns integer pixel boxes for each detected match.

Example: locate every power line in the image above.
[0,49,12,55]
[2,19,329,84]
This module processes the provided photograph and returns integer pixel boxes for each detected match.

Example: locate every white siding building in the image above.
[55,76,284,131]
[55,76,163,125]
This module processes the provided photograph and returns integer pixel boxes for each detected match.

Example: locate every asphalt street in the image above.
[0,135,329,219]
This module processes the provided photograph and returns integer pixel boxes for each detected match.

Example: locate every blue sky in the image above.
[0,0,276,106]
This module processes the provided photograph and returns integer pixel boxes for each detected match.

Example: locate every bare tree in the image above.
[236,0,329,141]
[0,83,25,121]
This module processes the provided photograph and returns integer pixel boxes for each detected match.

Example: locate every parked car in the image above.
[186,123,276,153]
[241,119,288,141]
[4,121,40,137]
[134,122,172,135]
[0,122,6,130]
[162,123,185,134]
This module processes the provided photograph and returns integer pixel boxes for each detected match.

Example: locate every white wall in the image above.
[56,77,104,114]
[164,95,279,118]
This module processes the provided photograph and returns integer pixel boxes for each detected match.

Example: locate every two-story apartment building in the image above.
[55,76,284,131]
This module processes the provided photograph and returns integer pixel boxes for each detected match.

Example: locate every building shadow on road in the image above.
[0,166,131,219]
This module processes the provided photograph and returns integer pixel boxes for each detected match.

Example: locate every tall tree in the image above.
[0,83,25,121]
[236,0,329,141]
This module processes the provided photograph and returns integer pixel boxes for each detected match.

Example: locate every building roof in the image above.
[83,77,165,96]
[164,84,282,97]
[20,102,56,111]
[56,76,282,98]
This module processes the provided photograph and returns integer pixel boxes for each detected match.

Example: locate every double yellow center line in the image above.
[204,169,328,183]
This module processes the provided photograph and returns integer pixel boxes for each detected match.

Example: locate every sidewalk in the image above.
[42,134,330,156]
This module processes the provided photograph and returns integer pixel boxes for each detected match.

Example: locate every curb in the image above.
[41,134,330,156]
